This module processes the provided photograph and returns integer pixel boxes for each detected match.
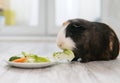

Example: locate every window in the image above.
[47,0,101,35]
[55,0,101,26]
[0,0,101,37]
[0,0,45,36]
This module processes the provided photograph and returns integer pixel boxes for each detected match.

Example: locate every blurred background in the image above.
[0,0,119,41]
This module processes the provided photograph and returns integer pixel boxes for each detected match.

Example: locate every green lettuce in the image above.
[53,49,74,61]
[9,56,21,61]
[22,52,51,63]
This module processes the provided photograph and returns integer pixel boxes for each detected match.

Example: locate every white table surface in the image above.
[0,42,120,83]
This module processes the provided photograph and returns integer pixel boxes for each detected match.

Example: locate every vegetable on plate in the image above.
[8,49,75,63]
[9,52,51,63]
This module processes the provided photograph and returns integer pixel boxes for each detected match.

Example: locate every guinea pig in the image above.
[56,18,120,62]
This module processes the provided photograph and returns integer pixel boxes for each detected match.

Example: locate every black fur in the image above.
[65,19,119,62]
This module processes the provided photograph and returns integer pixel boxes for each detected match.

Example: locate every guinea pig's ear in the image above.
[63,21,70,26]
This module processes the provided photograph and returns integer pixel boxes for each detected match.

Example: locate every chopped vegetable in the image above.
[13,57,27,63]
[8,49,74,63]
[9,52,51,63]
[53,49,75,61]
[9,56,21,61]
[22,52,51,63]
[33,56,51,62]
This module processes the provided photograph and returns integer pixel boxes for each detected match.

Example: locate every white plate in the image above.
[6,61,57,68]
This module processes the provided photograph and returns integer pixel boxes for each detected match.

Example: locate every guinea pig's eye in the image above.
[73,24,86,30]
[73,24,81,27]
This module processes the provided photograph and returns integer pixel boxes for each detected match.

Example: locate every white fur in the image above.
[56,25,76,50]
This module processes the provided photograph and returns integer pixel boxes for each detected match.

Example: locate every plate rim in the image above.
[5,60,57,68]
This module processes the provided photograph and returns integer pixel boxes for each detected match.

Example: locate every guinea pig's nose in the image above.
[58,43,62,47]
[57,42,64,48]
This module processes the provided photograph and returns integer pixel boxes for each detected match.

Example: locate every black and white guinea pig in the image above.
[56,18,120,62]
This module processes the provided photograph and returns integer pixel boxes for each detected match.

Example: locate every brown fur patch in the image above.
[109,32,116,51]
[63,21,70,26]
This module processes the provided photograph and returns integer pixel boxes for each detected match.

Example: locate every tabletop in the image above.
[0,42,120,83]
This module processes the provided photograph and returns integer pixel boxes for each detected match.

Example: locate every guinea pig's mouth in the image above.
[57,42,75,51]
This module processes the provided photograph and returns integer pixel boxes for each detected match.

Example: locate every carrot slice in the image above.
[13,58,27,63]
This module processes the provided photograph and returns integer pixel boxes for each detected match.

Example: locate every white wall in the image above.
[55,0,101,26]
[102,0,120,39]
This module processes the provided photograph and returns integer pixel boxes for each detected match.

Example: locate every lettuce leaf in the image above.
[53,49,74,61]
[22,52,51,63]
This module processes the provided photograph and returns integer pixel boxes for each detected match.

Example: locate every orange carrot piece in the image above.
[13,58,27,63]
